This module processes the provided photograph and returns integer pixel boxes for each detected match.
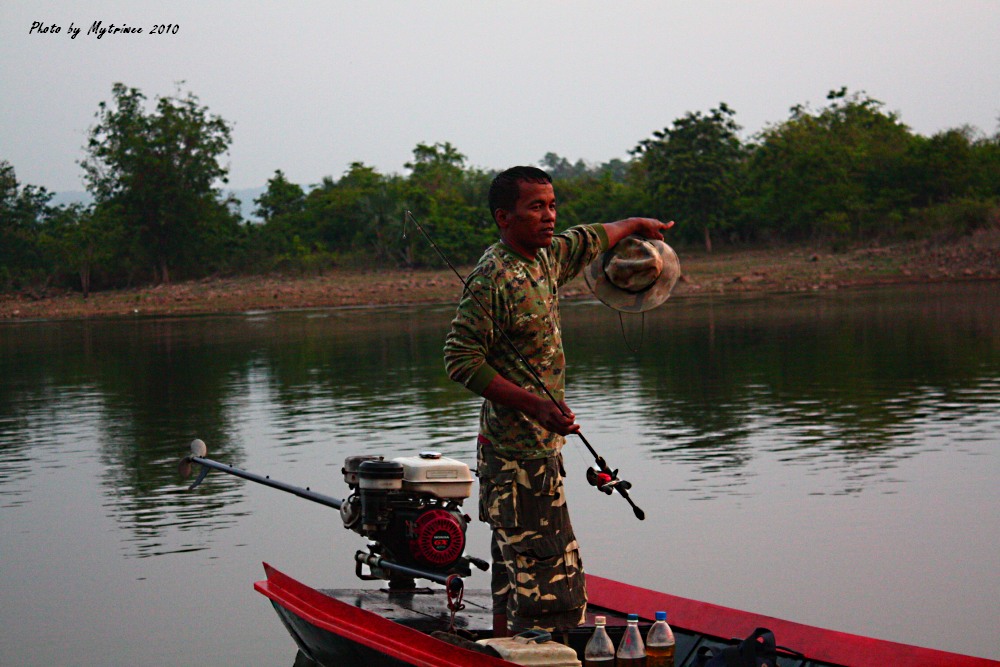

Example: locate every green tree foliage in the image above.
[313,162,397,256]
[249,170,313,271]
[540,153,632,186]
[743,89,916,242]
[0,160,58,289]
[307,163,403,269]
[400,142,493,266]
[540,153,593,181]
[81,83,239,283]
[253,169,305,221]
[535,153,641,231]
[63,206,123,298]
[632,103,744,251]
[5,86,997,297]
[902,126,1000,206]
[554,173,644,230]
[37,204,94,298]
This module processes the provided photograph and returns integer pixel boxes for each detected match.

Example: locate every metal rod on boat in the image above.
[180,440,343,510]
[355,551,463,596]
[404,210,645,521]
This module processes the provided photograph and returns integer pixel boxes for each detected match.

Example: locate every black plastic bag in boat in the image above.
[694,627,803,667]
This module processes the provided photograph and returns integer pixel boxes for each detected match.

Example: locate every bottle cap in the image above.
[595,615,606,625]
[627,613,638,622]
[656,611,666,621]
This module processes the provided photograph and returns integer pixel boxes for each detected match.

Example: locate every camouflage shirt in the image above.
[444,224,609,458]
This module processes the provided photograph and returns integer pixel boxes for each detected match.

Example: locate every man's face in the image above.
[496,180,557,259]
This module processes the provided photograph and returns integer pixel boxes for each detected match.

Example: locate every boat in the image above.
[178,444,995,666]
[254,562,998,667]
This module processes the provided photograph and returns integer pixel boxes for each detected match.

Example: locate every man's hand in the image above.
[527,397,580,436]
[482,375,580,436]
[604,217,675,247]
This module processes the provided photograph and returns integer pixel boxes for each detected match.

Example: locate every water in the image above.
[1,282,998,665]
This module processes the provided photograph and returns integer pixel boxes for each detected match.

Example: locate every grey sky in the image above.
[3,1,999,193]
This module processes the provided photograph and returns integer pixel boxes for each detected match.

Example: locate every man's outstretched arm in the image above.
[603,217,675,248]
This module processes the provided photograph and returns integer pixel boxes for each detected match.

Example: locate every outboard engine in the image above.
[180,440,486,590]
[340,452,476,587]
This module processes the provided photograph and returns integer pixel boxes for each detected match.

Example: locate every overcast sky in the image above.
[3,1,999,193]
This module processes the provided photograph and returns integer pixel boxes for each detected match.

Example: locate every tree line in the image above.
[2,84,998,296]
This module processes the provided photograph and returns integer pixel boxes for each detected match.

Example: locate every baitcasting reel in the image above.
[585,464,632,495]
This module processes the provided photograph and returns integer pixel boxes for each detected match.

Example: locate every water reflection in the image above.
[1,283,996,545]
[560,283,999,497]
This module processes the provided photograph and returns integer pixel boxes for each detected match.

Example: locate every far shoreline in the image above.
[2,231,997,322]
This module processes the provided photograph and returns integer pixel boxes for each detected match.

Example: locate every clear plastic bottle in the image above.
[645,611,675,667]
[583,615,615,666]
[615,613,646,666]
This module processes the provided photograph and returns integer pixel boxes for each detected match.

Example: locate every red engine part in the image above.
[409,509,465,567]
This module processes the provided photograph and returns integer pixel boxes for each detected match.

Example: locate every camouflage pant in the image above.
[477,439,587,632]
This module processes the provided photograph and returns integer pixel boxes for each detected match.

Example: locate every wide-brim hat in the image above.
[584,235,680,313]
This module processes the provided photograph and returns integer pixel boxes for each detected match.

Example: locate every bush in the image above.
[904,198,999,240]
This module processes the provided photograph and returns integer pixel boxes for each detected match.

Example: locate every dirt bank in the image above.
[2,228,997,321]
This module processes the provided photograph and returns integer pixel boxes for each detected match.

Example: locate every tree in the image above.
[253,169,305,221]
[540,153,590,181]
[632,103,744,251]
[304,162,388,259]
[402,142,492,266]
[553,173,644,230]
[0,160,55,288]
[335,163,409,264]
[743,89,914,242]
[81,83,235,283]
[0,160,14,209]
[539,153,630,183]
[902,127,993,206]
[36,203,125,298]
[974,130,1000,198]
[404,141,467,188]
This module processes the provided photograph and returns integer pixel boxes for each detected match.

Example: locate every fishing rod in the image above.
[404,210,645,520]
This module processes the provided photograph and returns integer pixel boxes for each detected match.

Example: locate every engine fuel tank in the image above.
[392,452,473,500]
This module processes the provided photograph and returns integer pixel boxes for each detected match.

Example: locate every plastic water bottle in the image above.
[583,615,615,666]
[616,613,646,666]
[645,611,675,667]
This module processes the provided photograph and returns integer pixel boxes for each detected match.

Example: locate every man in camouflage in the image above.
[444,166,673,635]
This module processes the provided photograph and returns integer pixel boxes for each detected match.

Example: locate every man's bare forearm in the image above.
[603,217,675,248]
[481,374,580,436]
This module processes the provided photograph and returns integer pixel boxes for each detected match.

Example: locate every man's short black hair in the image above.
[488,166,553,223]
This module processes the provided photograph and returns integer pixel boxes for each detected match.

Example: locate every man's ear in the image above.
[494,208,509,230]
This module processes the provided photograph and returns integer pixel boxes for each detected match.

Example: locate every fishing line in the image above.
[404,210,645,520]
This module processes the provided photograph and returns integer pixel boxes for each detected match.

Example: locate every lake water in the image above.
[1,282,998,665]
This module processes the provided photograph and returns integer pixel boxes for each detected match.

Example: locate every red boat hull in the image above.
[586,575,994,667]
[255,563,997,667]
[256,563,511,667]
